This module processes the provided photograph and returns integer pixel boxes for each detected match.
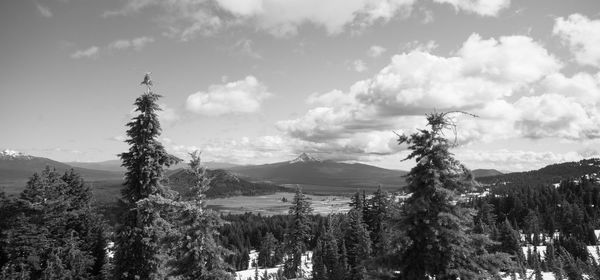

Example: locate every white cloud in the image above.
[541,72,600,103]
[352,59,368,72]
[514,94,600,139]
[433,0,510,16]
[164,135,294,164]
[36,3,53,18]
[105,0,505,39]
[70,46,99,59]
[367,45,387,57]
[277,33,574,158]
[108,36,155,51]
[219,0,418,36]
[185,76,271,116]
[553,14,600,68]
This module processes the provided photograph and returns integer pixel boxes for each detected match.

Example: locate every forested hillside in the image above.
[168,168,288,198]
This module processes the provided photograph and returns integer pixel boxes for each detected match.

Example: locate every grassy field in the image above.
[206,192,351,216]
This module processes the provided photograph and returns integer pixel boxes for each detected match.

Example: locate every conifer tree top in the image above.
[398,111,477,194]
[119,74,180,203]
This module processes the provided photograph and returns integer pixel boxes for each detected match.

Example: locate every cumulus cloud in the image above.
[277,33,587,160]
[367,45,387,57]
[185,76,271,116]
[541,72,600,104]
[105,0,505,39]
[36,3,53,18]
[164,135,294,164]
[514,94,600,139]
[433,0,510,16]
[108,36,155,51]
[70,46,100,59]
[553,14,600,67]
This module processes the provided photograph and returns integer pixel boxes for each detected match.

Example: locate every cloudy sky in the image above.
[1,0,600,171]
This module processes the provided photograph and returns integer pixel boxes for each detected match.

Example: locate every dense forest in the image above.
[2,76,600,279]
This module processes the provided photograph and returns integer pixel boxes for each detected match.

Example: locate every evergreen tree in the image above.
[365,186,389,256]
[560,247,583,280]
[349,192,363,212]
[283,186,312,279]
[258,232,279,268]
[312,239,327,280]
[345,209,371,280]
[323,226,344,280]
[169,151,234,280]
[113,74,180,279]
[1,167,101,279]
[339,239,348,279]
[390,112,513,279]
[497,219,525,277]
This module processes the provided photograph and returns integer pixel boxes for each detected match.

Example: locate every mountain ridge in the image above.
[228,153,408,190]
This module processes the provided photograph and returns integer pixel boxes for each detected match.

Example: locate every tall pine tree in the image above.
[113,74,180,279]
[390,112,513,279]
[283,186,313,279]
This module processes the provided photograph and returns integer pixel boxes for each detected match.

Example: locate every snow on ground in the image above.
[236,251,313,280]
[522,245,547,260]
[500,269,591,280]
[588,245,600,262]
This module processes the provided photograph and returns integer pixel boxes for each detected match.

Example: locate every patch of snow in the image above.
[0,149,32,159]
[236,251,313,280]
[522,245,547,260]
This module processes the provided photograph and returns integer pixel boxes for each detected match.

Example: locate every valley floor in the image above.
[206,192,351,215]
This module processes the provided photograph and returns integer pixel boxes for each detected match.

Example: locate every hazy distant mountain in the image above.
[471,169,503,178]
[66,159,124,172]
[227,153,407,189]
[67,159,239,172]
[0,150,123,184]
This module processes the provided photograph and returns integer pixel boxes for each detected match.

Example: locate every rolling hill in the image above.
[168,168,288,198]
[477,158,600,187]
[227,153,407,191]
[471,169,503,178]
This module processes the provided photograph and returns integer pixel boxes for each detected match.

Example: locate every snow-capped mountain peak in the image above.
[0,149,32,159]
[289,152,320,164]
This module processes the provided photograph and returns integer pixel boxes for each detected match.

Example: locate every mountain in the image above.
[471,169,503,178]
[477,158,600,187]
[66,159,124,172]
[227,153,407,190]
[168,168,287,198]
[0,150,123,185]
[67,159,239,172]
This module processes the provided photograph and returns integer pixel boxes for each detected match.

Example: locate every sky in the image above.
[1,0,600,172]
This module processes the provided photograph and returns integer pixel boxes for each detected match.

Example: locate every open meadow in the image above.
[206,192,351,215]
